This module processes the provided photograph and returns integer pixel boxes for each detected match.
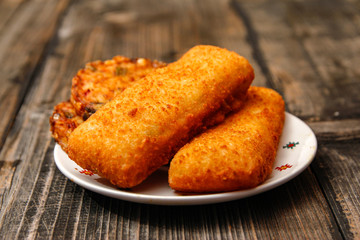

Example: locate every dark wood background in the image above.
[0,0,359,239]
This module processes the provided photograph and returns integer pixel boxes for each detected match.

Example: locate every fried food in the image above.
[50,56,165,152]
[67,45,254,188]
[49,101,83,152]
[169,86,285,192]
[70,56,166,120]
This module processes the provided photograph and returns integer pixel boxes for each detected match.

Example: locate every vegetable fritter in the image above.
[49,101,83,152]
[70,56,166,120]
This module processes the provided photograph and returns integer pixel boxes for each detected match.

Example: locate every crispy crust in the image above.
[50,56,165,152]
[49,101,83,152]
[67,45,254,188]
[168,86,285,192]
[70,56,166,120]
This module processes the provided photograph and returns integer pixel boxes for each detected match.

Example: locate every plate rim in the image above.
[54,112,317,205]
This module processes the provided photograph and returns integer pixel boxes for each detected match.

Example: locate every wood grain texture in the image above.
[313,142,360,239]
[0,0,70,149]
[0,0,25,32]
[232,0,360,121]
[0,0,359,239]
[309,119,360,141]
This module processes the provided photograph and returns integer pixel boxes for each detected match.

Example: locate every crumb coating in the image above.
[169,86,285,192]
[67,45,254,188]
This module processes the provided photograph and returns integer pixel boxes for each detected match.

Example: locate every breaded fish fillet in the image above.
[67,45,254,188]
[169,86,285,192]
[49,101,83,152]
[70,56,166,120]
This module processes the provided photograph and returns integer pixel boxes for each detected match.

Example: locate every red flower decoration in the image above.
[275,164,292,171]
[283,142,299,149]
[79,169,94,176]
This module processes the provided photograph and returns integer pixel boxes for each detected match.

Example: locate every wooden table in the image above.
[1,0,359,239]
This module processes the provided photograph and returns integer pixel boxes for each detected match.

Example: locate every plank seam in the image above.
[309,162,347,240]
[229,0,276,90]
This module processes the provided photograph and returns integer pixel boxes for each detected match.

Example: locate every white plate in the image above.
[54,112,317,205]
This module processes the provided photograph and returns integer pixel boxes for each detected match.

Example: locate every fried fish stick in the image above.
[67,45,254,188]
[169,86,285,192]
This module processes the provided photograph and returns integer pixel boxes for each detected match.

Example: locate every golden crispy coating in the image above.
[49,101,83,152]
[50,57,165,152]
[70,56,166,120]
[67,45,254,188]
[169,86,285,192]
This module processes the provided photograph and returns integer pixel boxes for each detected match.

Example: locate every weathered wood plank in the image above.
[232,0,360,121]
[0,0,25,32]
[35,145,77,238]
[287,0,360,120]
[313,142,360,239]
[0,0,70,149]
[31,170,341,239]
[309,119,360,141]
[0,108,54,237]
